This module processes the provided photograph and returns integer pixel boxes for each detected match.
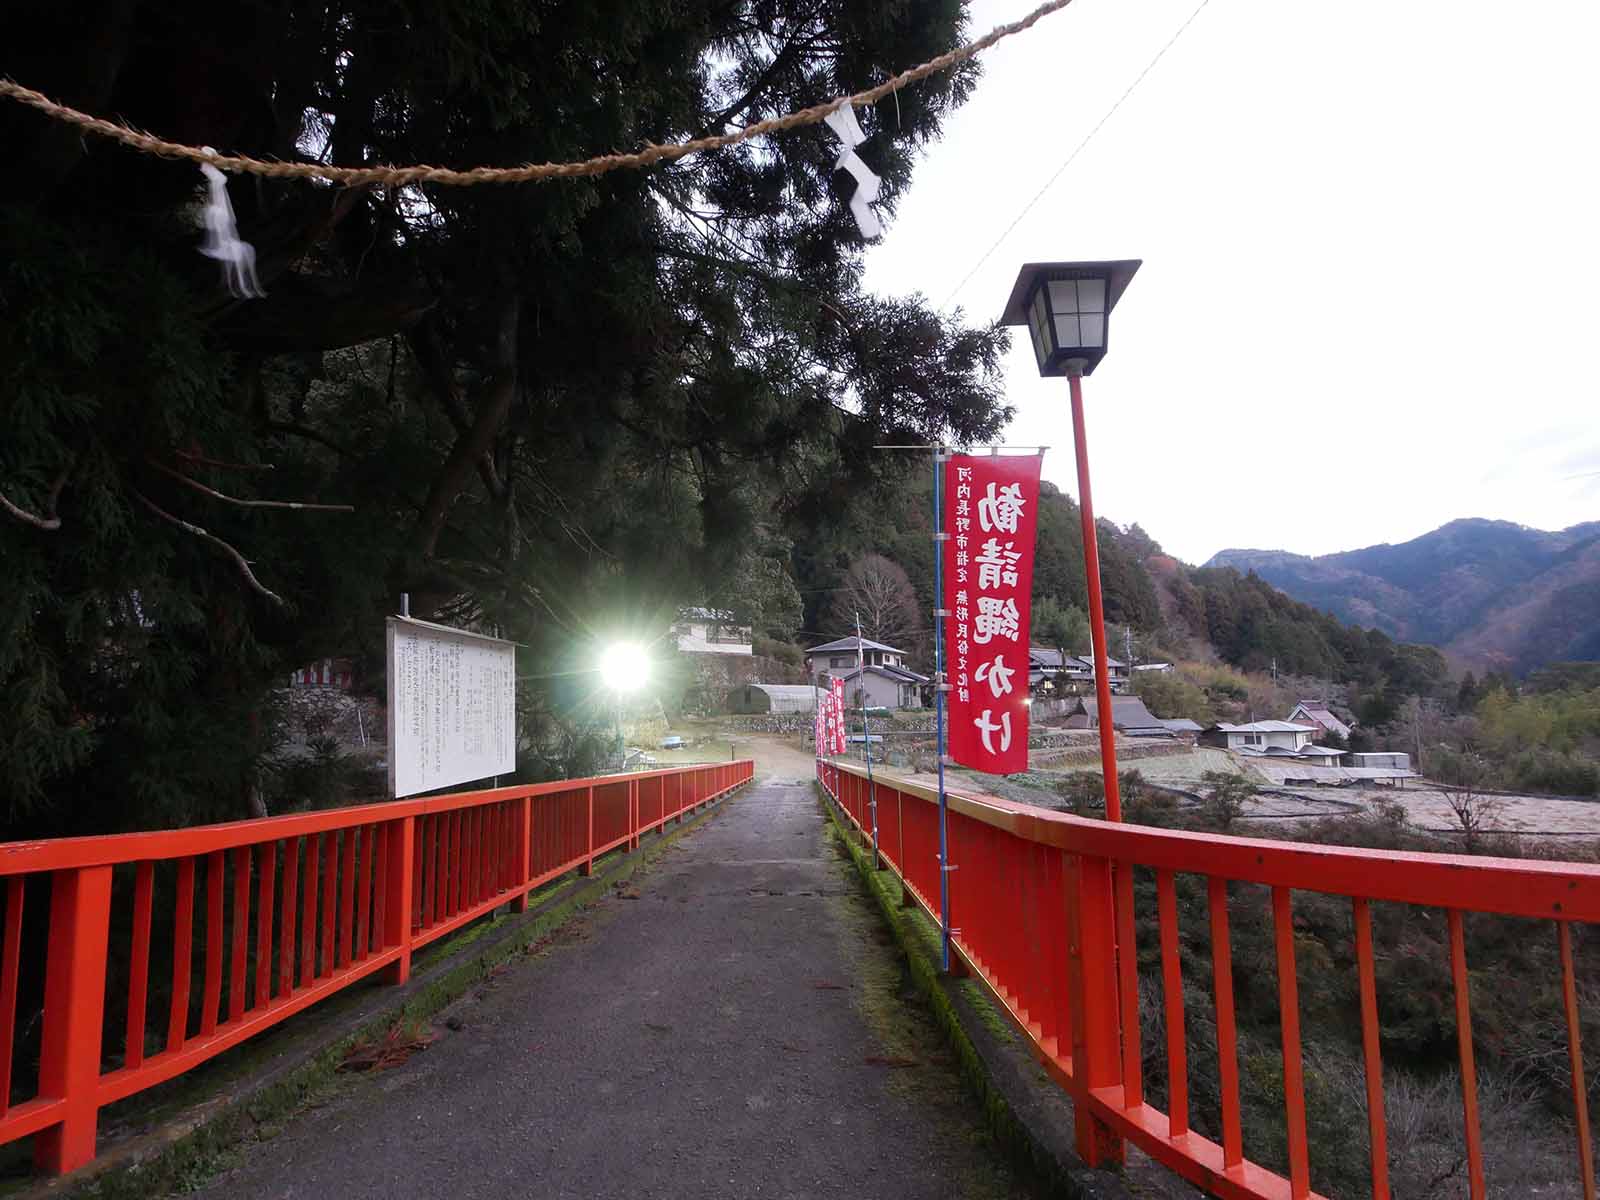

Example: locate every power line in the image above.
[940,0,1214,311]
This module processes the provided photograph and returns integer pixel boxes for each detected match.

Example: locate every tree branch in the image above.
[1,456,74,531]
[147,459,354,511]
[175,448,276,472]
[0,486,61,531]
[132,489,286,606]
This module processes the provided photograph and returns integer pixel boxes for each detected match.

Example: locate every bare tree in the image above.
[1435,751,1502,853]
[825,554,918,649]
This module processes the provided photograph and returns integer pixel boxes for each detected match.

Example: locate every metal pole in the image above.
[1068,365,1123,822]
[855,611,879,869]
[933,446,953,972]
[400,593,410,618]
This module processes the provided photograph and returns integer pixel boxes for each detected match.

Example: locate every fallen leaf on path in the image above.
[812,980,846,990]
[863,1055,920,1069]
[339,1023,437,1073]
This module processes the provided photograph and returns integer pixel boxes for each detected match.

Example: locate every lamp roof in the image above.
[1000,259,1142,326]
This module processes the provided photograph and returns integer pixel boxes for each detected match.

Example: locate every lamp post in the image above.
[1002,260,1140,821]
[599,643,651,766]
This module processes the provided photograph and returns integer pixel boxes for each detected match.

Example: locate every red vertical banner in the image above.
[815,690,825,757]
[943,454,1043,774]
[831,678,847,755]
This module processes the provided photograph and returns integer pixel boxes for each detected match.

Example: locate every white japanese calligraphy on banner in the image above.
[942,456,1043,775]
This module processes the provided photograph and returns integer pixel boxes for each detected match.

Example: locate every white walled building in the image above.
[804,636,926,710]
[673,607,753,656]
[1204,720,1318,753]
[1287,701,1353,741]
[1203,720,1348,765]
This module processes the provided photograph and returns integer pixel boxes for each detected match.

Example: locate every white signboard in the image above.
[386,616,516,798]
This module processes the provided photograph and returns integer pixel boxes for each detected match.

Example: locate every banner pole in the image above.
[933,446,953,974]
[855,612,880,869]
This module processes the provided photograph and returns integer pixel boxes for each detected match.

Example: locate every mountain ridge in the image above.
[1203,519,1600,672]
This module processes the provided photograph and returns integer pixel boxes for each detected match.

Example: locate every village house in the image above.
[804,635,927,710]
[1203,720,1348,764]
[1027,647,1128,692]
[672,607,753,655]
[1287,700,1353,741]
[1061,694,1168,735]
[1204,720,1318,753]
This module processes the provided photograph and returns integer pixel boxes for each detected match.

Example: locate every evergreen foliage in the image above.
[1,0,1011,834]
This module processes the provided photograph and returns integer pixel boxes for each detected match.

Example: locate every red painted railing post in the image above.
[1066,850,1125,1168]
[629,779,639,851]
[580,786,595,876]
[380,816,415,985]
[33,865,113,1174]
[511,796,532,913]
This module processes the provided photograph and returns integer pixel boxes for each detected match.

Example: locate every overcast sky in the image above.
[862,0,1600,565]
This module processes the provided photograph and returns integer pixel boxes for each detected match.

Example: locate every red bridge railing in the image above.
[819,758,1600,1200]
[0,760,753,1174]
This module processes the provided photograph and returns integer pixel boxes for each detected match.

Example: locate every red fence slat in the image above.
[0,761,751,1177]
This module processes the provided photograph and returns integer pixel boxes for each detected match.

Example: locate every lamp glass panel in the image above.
[1078,313,1105,348]
[1076,278,1106,314]
[1030,289,1052,363]
[1047,279,1080,315]
[1053,313,1082,349]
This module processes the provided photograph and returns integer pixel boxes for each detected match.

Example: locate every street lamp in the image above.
[599,643,650,694]
[598,642,651,763]
[1002,259,1140,821]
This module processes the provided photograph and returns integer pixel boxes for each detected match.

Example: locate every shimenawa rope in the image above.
[0,0,1073,187]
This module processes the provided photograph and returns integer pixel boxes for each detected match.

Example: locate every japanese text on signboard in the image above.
[942,455,1042,775]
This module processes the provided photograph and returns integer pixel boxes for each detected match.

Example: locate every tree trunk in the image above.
[413,295,521,560]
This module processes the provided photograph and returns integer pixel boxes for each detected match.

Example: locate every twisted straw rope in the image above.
[0,0,1073,187]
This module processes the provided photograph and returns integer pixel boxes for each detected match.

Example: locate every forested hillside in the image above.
[3,2,1585,842]
[1,0,1010,838]
[801,465,1453,724]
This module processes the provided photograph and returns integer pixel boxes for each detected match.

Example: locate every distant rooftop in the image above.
[1214,720,1318,734]
[679,606,741,623]
[807,635,906,655]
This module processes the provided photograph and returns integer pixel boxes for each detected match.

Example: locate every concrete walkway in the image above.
[197,776,1040,1200]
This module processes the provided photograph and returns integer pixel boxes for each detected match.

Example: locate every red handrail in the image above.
[818,758,1600,1200]
[0,760,754,1175]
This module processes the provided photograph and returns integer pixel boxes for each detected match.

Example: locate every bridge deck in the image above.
[195,775,1038,1199]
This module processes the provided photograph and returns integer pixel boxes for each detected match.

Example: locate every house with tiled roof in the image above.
[804,635,927,709]
[1287,700,1353,741]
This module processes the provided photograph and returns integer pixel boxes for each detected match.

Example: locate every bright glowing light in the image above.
[599,643,650,693]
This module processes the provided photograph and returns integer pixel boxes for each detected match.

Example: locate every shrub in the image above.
[1200,769,1255,830]
[1054,770,1105,817]
[753,636,803,666]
